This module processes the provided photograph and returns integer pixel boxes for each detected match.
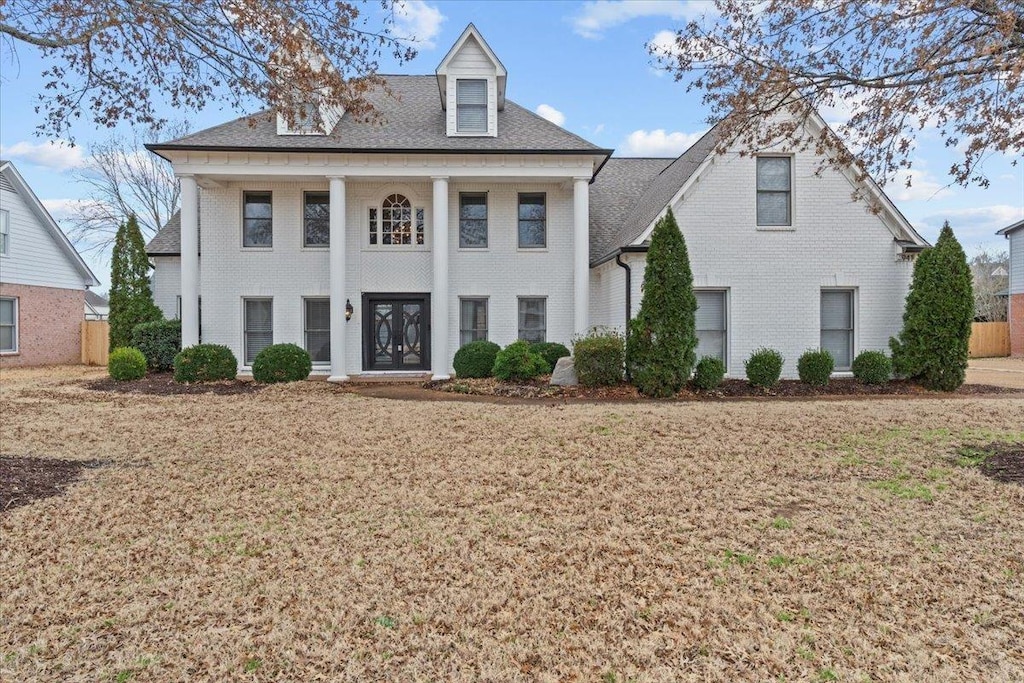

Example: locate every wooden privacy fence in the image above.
[969,322,1010,358]
[81,320,109,365]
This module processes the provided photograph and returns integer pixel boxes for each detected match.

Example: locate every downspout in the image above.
[615,252,632,381]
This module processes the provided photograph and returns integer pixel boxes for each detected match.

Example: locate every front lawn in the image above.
[1,366,1022,681]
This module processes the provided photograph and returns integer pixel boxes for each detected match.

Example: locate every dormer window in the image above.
[294,103,320,133]
[456,79,487,133]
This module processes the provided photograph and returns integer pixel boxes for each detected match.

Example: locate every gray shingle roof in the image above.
[146,211,182,255]
[85,290,108,307]
[149,75,607,154]
[592,125,721,264]
[589,157,673,262]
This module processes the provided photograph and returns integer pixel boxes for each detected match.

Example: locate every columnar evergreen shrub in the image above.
[131,319,182,372]
[252,343,313,383]
[453,340,501,378]
[572,330,624,387]
[745,348,784,388]
[173,344,238,383]
[797,349,834,387]
[890,222,973,391]
[852,351,892,385]
[531,342,571,370]
[109,214,162,351]
[625,209,698,397]
[492,341,550,381]
[108,347,147,381]
[692,355,726,390]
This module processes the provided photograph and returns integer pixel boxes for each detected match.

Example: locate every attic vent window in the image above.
[456,79,487,133]
[295,103,320,133]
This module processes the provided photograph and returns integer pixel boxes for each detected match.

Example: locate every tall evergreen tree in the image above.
[108,214,162,351]
[626,208,698,397]
[890,222,973,391]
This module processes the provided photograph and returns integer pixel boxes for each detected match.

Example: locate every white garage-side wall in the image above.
[606,149,915,379]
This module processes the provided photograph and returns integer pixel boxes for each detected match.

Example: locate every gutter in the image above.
[590,244,649,269]
[615,251,635,382]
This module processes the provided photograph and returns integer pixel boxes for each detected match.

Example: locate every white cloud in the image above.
[648,29,680,56]
[593,123,606,134]
[0,140,87,171]
[619,128,706,156]
[887,165,951,202]
[535,104,566,127]
[393,1,445,49]
[572,1,708,39]
[916,205,1024,244]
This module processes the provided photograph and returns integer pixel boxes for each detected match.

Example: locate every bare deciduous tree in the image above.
[653,0,1023,189]
[70,122,187,253]
[970,248,1010,321]
[0,0,416,139]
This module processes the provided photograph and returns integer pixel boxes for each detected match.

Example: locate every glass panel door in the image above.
[363,295,429,371]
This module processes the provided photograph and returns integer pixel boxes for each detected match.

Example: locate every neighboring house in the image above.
[997,218,1024,356]
[0,160,100,366]
[146,24,928,380]
[84,290,109,320]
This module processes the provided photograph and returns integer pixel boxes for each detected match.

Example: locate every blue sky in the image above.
[1,0,1021,292]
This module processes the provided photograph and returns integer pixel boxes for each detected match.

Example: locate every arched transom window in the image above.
[368,193,425,246]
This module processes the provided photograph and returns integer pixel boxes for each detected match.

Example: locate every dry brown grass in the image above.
[1,366,1023,682]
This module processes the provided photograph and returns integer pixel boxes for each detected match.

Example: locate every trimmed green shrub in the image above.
[109,214,162,351]
[572,330,624,387]
[173,344,238,383]
[532,341,571,370]
[852,351,892,385]
[252,343,312,383]
[890,222,973,391]
[131,318,181,372]
[745,348,784,388]
[108,346,147,381]
[797,349,834,387]
[625,208,698,397]
[493,340,550,381]
[692,355,726,390]
[453,340,501,378]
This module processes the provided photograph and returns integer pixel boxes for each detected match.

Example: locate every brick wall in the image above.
[1011,294,1024,357]
[0,282,84,366]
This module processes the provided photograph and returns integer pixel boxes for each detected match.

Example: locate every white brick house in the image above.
[147,24,928,380]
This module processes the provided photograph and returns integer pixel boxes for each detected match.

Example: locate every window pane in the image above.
[456,80,488,133]
[518,298,546,343]
[518,194,546,248]
[756,157,791,191]
[460,299,487,346]
[821,330,852,369]
[304,192,330,246]
[244,299,273,364]
[821,290,853,330]
[243,192,273,247]
[456,79,487,104]
[0,299,12,325]
[0,326,12,351]
[756,191,790,226]
[305,298,331,363]
[696,330,725,361]
[695,291,726,361]
[459,194,487,248]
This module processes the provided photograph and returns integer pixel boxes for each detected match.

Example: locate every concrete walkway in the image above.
[967,357,1024,389]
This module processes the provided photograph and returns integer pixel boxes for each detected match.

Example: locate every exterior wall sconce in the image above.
[345,299,354,322]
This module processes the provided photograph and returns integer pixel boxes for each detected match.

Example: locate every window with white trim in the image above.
[695,290,727,362]
[518,297,546,343]
[0,209,9,255]
[821,289,854,370]
[459,298,488,347]
[756,156,792,226]
[243,298,273,364]
[368,193,424,246]
[243,191,273,247]
[456,79,487,133]
[0,297,17,353]
[459,193,487,248]
[518,193,546,248]
[304,298,330,363]
[303,192,330,247]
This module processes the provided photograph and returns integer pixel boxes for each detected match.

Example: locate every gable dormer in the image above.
[436,24,507,137]
[270,32,345,136]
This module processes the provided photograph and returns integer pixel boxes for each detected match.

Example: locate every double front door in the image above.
[362,294,430,371]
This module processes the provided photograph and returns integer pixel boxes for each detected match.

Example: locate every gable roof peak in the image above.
[435,23,507,110]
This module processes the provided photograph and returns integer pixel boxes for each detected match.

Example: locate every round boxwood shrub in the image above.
[173,344,238,383]
[252,343,313,383]
[453,340,501,378]
[131,318,181,372]
[108,346,147,381]
[572,331,624,387]
[692,355,726,390]
[745,347,784,388]
[797,349,834,387]
[493,340,550,382]
[852,350,893,385]
[531,341,571,370]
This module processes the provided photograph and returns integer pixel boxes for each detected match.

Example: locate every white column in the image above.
[327,175,348,382]
[179,174,200,348]
[573,176,590,337]
[431,176,450,380]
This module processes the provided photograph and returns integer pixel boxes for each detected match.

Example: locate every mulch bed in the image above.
[428,376,1020,401]
[0,456,104,513]
[978,444,1024,486]
[84,373,263,396]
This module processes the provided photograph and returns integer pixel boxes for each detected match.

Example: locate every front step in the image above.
[346,373,432,384]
